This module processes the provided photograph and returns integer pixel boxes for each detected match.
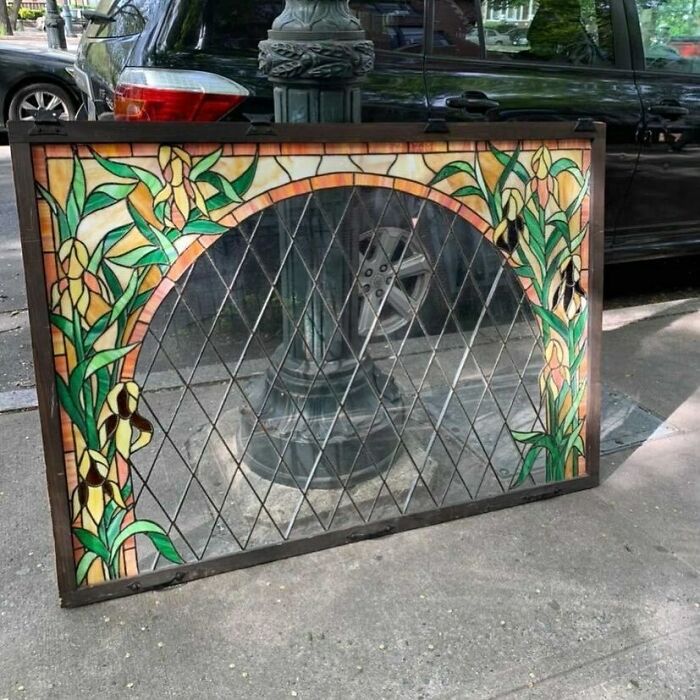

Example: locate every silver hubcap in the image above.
[17,90,69,120]
[358,227,432,337]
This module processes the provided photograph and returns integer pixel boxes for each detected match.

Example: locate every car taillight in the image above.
[114,68,249,121]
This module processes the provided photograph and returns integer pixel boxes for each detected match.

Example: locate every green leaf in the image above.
[55,374,87,438]
[560,381,588,434]
[65,155,86,236]
[514,446,544,486]
[109,245,160,268]
[94,366,112,419]
[106,509,128,548]
[513,263,536,279]
[565,171,590,220]
[84,183,137,217]
[493,144,523,193]
[109,272,139,325]
[91,150,163,196]
[531,304,569,339]
[199,171,239,204]
[87,223,134,273]
[182,219,229,235]
[551,158,584,184]
[233,153,259,198]
[429,160,476,186]
[50,313,76,343]
[73,527,110,561]
[490,143,530,184]
[452,185,484,199]
[127,200,178,260]
[83,311,113,351]
[84,344,138,379]
[190,148,222,182]
[511,430,543,444]
[37,182,71,243]
[75,551,100,586]
[109,520,183,565]
[101,263,124,301]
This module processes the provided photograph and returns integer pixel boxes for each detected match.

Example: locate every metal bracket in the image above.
[424,118,450,134]
[244,114,276,136]
[574,118,596,133]
[28,111,67,136]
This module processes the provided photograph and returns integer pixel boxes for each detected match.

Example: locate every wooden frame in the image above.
[10,120,605,607]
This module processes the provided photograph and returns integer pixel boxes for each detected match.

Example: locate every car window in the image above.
[166,1,427,56]
[85,0,159,38]
[165,0,285,53]
[633,0,700,74]
[433,0,616,67]
[351,1,426,53]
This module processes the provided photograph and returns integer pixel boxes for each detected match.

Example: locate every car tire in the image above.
[8,82,76,122]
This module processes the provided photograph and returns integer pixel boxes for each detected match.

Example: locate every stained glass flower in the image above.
[154,146,207,229]
[493,188,525,254]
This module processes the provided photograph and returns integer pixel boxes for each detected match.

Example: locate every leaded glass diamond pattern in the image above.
[133,187,545,571]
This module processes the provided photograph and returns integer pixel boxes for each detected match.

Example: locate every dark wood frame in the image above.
[9,120,605,607]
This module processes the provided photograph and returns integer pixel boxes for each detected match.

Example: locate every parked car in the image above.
[0,45,80,127]
[508,28,529,47]
[74,0,700,264]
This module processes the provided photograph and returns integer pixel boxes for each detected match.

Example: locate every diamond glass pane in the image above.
[133,187,543,569]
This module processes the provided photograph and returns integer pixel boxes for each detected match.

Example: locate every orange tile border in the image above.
[427,190,462,214]
[408,141,449,153]
[60,409,75,454]
[310,173,353,191]
[370,142,410,154]
[353,173,395,190]
[167,239,206,282]
[131,143,159,157]
[324,142,369,155]
[38,201,56,252]
[457,204,491,235]
[45,144,72,158]
[232,143,258,156]
[259,143,282,157]
[447,141,477,152]
[137,277,175,324]
[64,449,78,494]
[281,142,325,156]
[269,178,313,202]
[233,192,274,224]
[120,341,142,380]
[91,143,133,158]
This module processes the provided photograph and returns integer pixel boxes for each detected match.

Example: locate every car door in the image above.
[618,0,700,259]
[423,0,642,255]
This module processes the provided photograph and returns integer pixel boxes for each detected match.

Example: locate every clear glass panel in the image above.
[134,187,542,571]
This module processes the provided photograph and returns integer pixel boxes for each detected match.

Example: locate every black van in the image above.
[74,0,700,263]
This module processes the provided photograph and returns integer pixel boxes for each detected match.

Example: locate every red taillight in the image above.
[114,68,249,121]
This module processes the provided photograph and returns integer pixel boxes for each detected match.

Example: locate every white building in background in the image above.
[482,1,538,24]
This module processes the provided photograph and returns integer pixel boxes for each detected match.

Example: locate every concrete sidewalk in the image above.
[0,295,698,698]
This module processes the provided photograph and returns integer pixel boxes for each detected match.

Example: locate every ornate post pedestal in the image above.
[246,1,401,489]
[258,0,374,124]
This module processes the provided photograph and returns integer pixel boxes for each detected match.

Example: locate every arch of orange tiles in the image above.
[125,172,532,370]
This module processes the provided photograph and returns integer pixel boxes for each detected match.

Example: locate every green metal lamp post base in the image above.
[247,1,402,488]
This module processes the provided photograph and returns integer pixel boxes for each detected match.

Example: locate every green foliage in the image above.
[434,142,590,488]
[18,8,45,21]
[37,144,259,585]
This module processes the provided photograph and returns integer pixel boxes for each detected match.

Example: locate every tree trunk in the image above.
[11,0,23,29]
[0,1,14,35]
